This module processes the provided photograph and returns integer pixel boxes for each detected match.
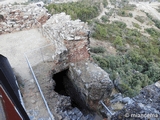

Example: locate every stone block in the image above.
[67,62,114,111]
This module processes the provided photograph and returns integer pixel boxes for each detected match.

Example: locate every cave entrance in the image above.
[52,69,98,119]
[53,69,69,96]
[53,69,92,115]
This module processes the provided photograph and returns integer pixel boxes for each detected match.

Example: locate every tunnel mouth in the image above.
[52,69,90,112]
[53,69,81,108]
[53,69,69,96]
[52,69,102,119]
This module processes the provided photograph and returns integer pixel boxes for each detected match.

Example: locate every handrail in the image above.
[15,80,26,109]
[100,100,114,116]
[24,54,54,120]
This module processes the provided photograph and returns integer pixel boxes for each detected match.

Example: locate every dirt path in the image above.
[0,29,52,119]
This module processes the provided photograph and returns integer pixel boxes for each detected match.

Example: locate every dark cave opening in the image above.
[52,69,89,111]
[52,69,100,119]
[53,69,69,96]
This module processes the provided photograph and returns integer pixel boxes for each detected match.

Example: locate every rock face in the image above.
[111,81,160,120]
[67,62,114,112]
[0,3,49,34]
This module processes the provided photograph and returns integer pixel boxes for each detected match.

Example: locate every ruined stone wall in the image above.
[0,4,49,34]
[41,13,113,113]
[64,40,90,63]
[41,13,90,73]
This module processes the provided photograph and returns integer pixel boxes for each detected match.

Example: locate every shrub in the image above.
[90,46,105,53]
[132,22,141,29]
[101,15,109,23]
[117,10,132,17]
[103,0,108,8]
[145,13,160,29]
[145,28,160,37]
[129,13,133,17]
[92,24,107,39]
[113,21,127,29]
[114,36,123,46]
[123,4,136,11]
[135,15,145,23]
[92,55,108,69]
[46,0,100,22]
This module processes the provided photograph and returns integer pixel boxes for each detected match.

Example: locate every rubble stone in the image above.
[0,3,49,35]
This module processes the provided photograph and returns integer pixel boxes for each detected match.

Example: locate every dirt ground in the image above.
[0,29,53,119]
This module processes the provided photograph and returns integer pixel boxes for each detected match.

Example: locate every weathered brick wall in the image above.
[64,40,90,63]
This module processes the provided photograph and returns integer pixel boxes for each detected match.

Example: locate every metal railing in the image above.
[100,100,114,116]
[24,53,55,120]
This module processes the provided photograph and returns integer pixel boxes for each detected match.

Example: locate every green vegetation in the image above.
[146,13,160,29]
[117,10,133,17]
[156,6,160,13]
[101,15,109,23]
[91,20,160,97]
[92,24,107,40]
[135,15,145,23]
[45,0,160,97]
[132,22,141,29]
[90,46,105,54]
[122,4,136,11]
[45,0,104,22]
[103,0,108,8]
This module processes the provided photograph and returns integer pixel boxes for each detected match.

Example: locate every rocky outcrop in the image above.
[0,3,49,34]
[111,81,160,120]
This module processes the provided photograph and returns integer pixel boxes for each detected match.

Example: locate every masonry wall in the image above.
[0,4,49,35]
[64,39,90,63]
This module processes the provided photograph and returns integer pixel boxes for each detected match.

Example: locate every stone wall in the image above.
[41,12,90,72]
[40,12,114,114]
[64,39,90,63]
[67,62,114,112]
[0,3,49,34]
